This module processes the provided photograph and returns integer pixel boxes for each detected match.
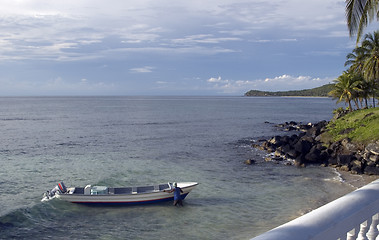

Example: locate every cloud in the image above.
[0,0,346,63]
[129,66,155,73]
[171,34,241,45]
[207,76,228,83]
[250,39,298,43]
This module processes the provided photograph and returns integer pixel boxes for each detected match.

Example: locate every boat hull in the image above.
[56,182,198,205]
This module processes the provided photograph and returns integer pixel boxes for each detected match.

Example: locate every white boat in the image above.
[42,182,198,205]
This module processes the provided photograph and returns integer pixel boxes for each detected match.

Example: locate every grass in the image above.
[323,107,379,145]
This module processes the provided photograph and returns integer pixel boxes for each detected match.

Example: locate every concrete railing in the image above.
[251,179,379,240]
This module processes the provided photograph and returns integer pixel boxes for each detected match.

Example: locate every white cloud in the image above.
[129,66,155,73]
[0,0,347,62]
[172,34,241,45]
[207,76,228,83]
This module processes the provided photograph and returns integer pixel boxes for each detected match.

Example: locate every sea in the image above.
[0,96,368,239]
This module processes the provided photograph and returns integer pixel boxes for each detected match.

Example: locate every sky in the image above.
[0,0,365,96]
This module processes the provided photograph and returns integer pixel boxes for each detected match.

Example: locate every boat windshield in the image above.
[90,186,108,195]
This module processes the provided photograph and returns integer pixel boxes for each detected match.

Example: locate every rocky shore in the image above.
[252,121,379,175]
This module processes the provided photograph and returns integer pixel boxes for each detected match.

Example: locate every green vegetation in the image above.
[322,108,379,145]
[346,0,379,42]
[329,31,379,111]
[244,84,333,97]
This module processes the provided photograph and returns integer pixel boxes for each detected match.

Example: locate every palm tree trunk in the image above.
[374,94,376,108]
[354,98,360,109]
[348,99,353,112]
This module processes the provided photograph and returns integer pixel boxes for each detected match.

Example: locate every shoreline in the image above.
[252,119,379,192]
[336,168,379,189]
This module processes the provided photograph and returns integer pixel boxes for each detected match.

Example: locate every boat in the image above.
[42,182,198,205]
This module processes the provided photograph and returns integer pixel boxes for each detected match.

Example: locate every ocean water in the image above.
[0,96,359,239]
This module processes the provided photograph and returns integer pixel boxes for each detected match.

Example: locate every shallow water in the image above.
[0,96,359,239]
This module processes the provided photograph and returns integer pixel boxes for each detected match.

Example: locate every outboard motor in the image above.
[57,182,67,193]
[42,182,67,202]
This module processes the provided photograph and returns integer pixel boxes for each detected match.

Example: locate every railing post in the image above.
[347,228,357,240]
[366,214,379,240]
[357,221,369,240]
[250,179,379,240]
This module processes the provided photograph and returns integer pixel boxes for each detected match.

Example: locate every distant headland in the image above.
[244,84,333,97]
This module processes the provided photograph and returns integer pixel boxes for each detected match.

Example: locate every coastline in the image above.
[252,119,379,190]
[336,168,379,189]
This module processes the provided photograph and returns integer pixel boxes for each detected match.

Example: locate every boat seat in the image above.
[137,186,155,193]
[114,187,133,194]
[73,187,84,194]
[159,184,170,191]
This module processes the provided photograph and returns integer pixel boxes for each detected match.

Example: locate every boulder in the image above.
[350,160,363,174]
[274,150,283,157]
[364,164,379,175]
[304,146,321,163]
[245,159,256,165]
[337,155,354,166]
[293,139,312,154]
[341,138,358,153]
[366,143,379,155]
[285,149,299,159]
[279,143,291,153]
[369,154,379,163]
[294,154,306,166]
[339,165,350,172]
[327,156,338,166]
[268,136,282,146]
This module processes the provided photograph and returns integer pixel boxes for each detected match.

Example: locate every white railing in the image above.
[251,179,379,240]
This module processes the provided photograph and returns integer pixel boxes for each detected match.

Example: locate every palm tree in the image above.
[357,78,372,108]
[346,0,379,42]
[345,46,368,73]
[329,71,361,111]
[345,45,371,108]
[361,31,379,107]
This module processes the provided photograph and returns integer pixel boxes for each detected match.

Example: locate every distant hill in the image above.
[244,84,333,97]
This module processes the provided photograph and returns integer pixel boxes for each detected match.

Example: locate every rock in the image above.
[337,155,354,166]
[266,146,275,153]
[350,160,363,174]
[294,155,305,167]
[364,164,379,175]
[269,136,282,146]
[245,159,255,165]
[293,139,312,154]
[339,165,350,172]
[369,154,379,163]
[366,143,379,155]
[304,144,324,162]
[285,149,299,159]
[289,134,299,145]
[328,156,338,166]
[272,156,284,161]
[253,120,378,175]
[252,143,265,151]
[279,143,291,153]
[319,150,329,163]
[281,136,290,144]
[274,150,283,157]
[306,126,320,138]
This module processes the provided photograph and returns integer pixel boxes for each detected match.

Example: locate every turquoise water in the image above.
[0,96,356,239]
